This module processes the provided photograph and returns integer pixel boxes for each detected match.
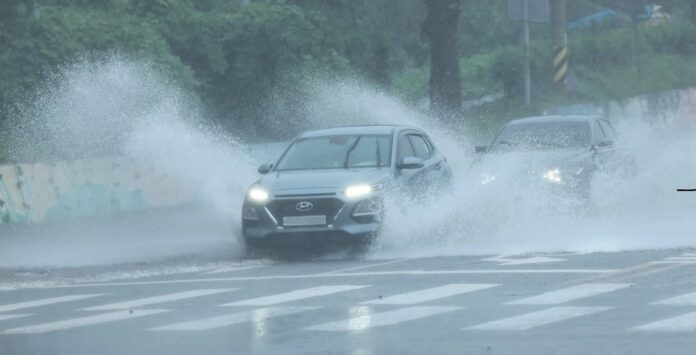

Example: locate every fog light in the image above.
[353,198,382,216]
[242,205,259,220]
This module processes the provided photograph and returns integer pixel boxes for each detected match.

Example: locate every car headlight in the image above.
[542,168,562,183]
[480,173,496,185]
[345,184,372,198]
[247,187,269,202]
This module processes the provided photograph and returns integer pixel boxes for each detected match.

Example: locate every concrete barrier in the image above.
[0,157,194,224]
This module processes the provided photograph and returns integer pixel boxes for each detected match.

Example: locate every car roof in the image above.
[507,115,603,125]
[299,124,416,138]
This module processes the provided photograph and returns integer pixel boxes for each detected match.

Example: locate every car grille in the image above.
[267,198,344,225]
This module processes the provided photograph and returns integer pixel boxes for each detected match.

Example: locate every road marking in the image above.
[203,265,268,275]
[318,259,407,275]
[0,294,106,313]
[0,314,31,322]
[83,289,236,311]
[632,311,696,332]
[150,307,318,331]
[466,306,610,331]
[663,257,696,261]
[362,284,499,305]
[2,309,168,334]
[223,285,367,306]
[306,306,461,331]
[484,255,565,266]
[507,283,631,305]
[21,269,617,290]
[653,291,696,305]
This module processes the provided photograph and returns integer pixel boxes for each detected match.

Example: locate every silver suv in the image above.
[242,125,452,254]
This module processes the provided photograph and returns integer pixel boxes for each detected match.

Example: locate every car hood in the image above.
[475,148,593,177]
[257,168,392,194]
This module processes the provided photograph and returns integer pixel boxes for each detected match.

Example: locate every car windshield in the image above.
[275,134,392,171]
[491,121,591,152]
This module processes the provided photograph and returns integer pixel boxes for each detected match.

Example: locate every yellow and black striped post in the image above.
[552,45,568,85]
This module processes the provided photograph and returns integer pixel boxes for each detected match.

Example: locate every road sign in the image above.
[508,0,550,23]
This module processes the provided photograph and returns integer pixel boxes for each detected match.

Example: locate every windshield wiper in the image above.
[375,138,382,167]
[343,136,362,169]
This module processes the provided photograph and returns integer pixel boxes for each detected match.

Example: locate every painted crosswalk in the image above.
[83,289,236,311]
[0,294,106,313]
[2,309,169,334]
[222,285,367,307]
[652,291,696,305]
[150,307,318,331]
[466,306,611,330]
[306,306,462,331]
[362,284,498,305]
[3,281,696,335]
[632,311,696,332]
[507,283,631,305]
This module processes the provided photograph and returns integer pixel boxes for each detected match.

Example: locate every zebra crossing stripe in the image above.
[466,306,611,331]
[632,311,696,332]
[150,307,318,331]
[507,283,631,305]
[2,309,168,334]
[362,284,498,305]
[306,306,461,331]
[653,291,696,305]
[83,289,236,311]
[0,294,106,313]
[203,265,268,275]
[223,285,367,306]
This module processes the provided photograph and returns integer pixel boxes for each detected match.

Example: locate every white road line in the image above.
[22,269,617,290]
[83,289,236,311]
[466,306,610,331]
[306,306,461,331]
[507,283,631,305]
[203,265,268,275]
[632,311,696,332]
[650,261,696,264]
[2,309,168,335]
[0,294,106,313]
[223,285,367,307]
[362,284,499,305]
[653,291,696,305]
[663,257,696,261]
[150,307,318,331]
[318,259,408,275]
[0,314,31,322]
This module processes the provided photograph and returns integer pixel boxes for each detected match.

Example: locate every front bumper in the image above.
[242,195,381,245]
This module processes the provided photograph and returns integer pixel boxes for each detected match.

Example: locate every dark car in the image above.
[242,125,452,254]
[474,115,628,200]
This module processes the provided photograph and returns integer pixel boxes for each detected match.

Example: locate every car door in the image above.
[394,130,444,193]
[591,119,614,171]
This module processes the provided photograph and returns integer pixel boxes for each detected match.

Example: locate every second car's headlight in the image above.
[345,184,372,198]
[248,187,269,202]
[542,168,562,183]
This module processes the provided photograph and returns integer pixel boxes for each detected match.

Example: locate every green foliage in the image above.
[2,0,696,150]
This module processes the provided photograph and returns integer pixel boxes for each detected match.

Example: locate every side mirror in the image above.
[257,163,273,174]
[474,145,488,154]
[397,157,425,170]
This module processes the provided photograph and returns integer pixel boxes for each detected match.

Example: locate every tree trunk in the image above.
[422,0,462,120]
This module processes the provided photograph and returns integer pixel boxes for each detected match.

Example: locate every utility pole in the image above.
[522,0,531,105]
[550,0,567,90]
